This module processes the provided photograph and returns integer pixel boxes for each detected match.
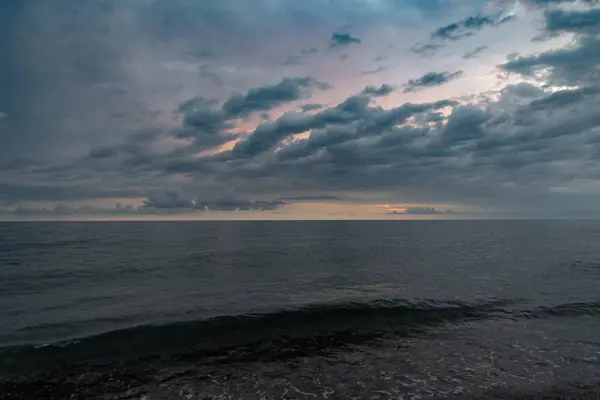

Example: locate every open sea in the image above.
[1,220,600,399]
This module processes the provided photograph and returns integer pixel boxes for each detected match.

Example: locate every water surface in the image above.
[1,221,599,399]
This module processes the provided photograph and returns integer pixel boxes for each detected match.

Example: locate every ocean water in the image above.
[1,220,600,399]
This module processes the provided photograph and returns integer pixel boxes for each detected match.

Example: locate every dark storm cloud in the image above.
[500,37,600,85]
[174,77,330,146]
[361,84,395,97]
[544,7,600,35]
[222,77,331,118]
[6,0,600,215]
[331,32,362,46]
[441,105,490,143]
[66,75,332,180]
[1,0,451,169]
[462,46,488,59]
[403,71,463,92]
[525,86,600,111]
[229,93,456,159]
[501,7,600,86]
[272,98,457,163]
[10,74,600,214]
[0,0,138,164]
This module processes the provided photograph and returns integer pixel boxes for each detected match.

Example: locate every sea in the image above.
[1,220,599,399]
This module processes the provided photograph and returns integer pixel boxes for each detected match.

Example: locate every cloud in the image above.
[7,73,600,215]
[360,84,395,97]
[282,55,303,66]
[300,103,325,111]
[544,7,600,34]
[526,86,600,111]
[4,0,451,167]
[390,207,453,215]
[500,7,600,86]
[331,32,361,46]
[361,65,387,75]
[282,47,318,65]
[403,71,464,92]
[277,195,340,201]
[163,76,331,150]
[143,191,286,211]
[431,12,515,41]
[198,65,224,86]
[0,182,144,203]
[228,94,456,159]
[5,0,600,217]
[523,0,599,8]
[221,77,331,118]
[411,43,444,55]
[412,10,515,54]
[462,46,488,59]
[0,196,287,218]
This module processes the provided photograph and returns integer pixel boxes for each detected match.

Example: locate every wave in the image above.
[521,301,600,319]
[0,298,513,375]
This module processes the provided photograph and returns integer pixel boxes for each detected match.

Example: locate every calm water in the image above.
[1,221,600,399]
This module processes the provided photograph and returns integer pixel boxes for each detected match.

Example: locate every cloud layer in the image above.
[3,0,600,218]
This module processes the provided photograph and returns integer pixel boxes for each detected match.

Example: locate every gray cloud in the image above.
[331,32,362,46]
[361,84,395,97]
[431,12,515,41]
[361,66,387,75]
[413,11,514,54]
[5,0,600,216]
[392,207,453,215]
[167,77,331,150]
[222,77,331,118]
[462,46,488,59]
[0,196,287,218]
[277,195,341,201]
[0,182,144,203]
[411,43,444,55]
[6,73,600,215]
[526,86,600,111]
[283,47,318,66]
[229,94,456,159]
[2,0,450,167]
[403,71,463,92]
[545,8,600,35]
[500,7,600,86]
[198,65,224,86]
[282,55,303,66]
[300,103,325,112]
[143,191,286,211]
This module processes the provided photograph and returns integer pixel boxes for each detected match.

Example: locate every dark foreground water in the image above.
[1,221,600,399]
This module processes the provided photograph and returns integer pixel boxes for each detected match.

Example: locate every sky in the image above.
[1,0,600,220]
